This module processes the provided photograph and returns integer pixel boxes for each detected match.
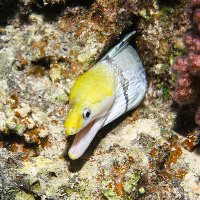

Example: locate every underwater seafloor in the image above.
[0,0,199,199]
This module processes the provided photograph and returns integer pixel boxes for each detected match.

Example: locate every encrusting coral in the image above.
[172,0,200,125]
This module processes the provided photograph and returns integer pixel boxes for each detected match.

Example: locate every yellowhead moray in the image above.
[64,31,147,160]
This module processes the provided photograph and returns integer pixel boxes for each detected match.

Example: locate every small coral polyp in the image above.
[172,0,200,125]
[172,57,189,74]
[188,52,200,75]
[184,33,200,52]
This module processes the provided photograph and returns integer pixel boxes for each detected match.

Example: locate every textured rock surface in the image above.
[0,0,199,199]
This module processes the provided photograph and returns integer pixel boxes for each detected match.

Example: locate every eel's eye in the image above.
[83,108,91,119]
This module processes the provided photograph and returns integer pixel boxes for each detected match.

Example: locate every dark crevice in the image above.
[0,131,40,156]
[172,104,198,136]
[30,3,67,22]
[0,1,18,25]
[19,185,41,200]
[171,102,200,154]
[31,57,51,69]
[157,0,183,8]
[66,0,95,8]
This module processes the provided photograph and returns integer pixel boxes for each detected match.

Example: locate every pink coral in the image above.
[172,0,200,125]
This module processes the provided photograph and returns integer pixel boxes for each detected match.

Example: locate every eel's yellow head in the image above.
[64,64,115,159]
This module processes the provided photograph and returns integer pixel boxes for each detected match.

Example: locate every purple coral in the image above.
[172,0,200,125]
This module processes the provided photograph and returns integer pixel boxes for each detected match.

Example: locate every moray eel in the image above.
[64,31,147,160]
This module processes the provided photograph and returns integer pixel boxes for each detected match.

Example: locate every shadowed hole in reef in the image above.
[31,57,51,70]
[172,104,198,136]
[171,103,200,153]
[66,0,95,7]
[157,0,182,8]
[0,132,40,156]
[0,1,18,25]
[27,57,51,77]
[30,1,67,22]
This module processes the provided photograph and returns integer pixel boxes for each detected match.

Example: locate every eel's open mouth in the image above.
[68,118,106,160]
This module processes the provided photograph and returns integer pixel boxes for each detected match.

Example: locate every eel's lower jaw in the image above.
[68,118,106,160]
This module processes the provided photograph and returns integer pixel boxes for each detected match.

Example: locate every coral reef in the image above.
[0,0,200,199]
[137,0,190,105]
[172,0,200,125]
